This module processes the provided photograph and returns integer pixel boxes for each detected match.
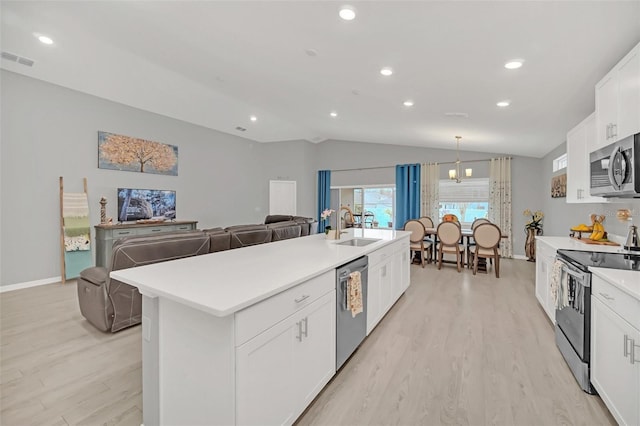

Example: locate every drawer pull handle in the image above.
[120,231,130,235]
[598,292,614,301]
[152,229,161,232]
[294,294,310,303]
[302,317,308,338]
[296,321,303,342]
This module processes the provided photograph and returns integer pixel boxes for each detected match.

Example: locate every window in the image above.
[438,178,489,227]
[553,153,567,172]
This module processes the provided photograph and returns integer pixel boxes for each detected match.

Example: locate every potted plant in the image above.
[523,209,543,261]
[320,208,336,238]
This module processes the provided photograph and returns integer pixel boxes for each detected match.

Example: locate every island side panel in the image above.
[158,297,235,425]
[142,295,160,426]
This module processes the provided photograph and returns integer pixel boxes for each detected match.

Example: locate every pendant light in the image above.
[449,136,472,183]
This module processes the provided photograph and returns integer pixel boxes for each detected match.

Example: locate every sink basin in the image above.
[336,238,380,247]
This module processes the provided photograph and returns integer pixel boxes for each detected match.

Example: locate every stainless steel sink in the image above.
[336,238,380,247]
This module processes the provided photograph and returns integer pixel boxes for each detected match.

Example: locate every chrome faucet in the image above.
[336,207,348,239]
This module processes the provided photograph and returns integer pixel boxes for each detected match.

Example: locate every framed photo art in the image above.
[551,173,567,198]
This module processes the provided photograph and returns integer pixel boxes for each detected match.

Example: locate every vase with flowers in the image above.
[523,209,544,261]
[321,208,336,238]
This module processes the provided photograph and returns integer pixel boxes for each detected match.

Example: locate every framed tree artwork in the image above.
[98,131,178,176]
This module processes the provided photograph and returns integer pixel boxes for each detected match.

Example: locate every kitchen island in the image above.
[111,228,410,425]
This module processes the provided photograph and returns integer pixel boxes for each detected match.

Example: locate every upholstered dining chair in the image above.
[469,223,502,278]
[442,213,460,224]
[467,218,492,267]
[403,220,432,268]
[436,221,465,272]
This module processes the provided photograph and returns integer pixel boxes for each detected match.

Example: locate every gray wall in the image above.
[0,71,315,286]
[9,69,625,287]
[542,142,640,239]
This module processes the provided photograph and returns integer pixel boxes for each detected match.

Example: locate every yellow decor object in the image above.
[588,214,607,241]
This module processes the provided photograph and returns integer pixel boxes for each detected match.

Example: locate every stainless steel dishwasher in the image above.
[336,255,368,370]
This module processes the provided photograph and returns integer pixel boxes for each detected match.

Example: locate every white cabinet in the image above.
[236,290,335,426]
[595,42,640,147]
[591,275,640,426]
[366,238,410,335]
[534,238,556,324]
[566,113,607,203]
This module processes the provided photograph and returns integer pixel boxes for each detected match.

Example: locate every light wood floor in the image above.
[1,260,615,426]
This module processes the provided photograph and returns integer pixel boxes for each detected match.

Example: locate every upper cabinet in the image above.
[595,42,640,148]
[566,113,607,203]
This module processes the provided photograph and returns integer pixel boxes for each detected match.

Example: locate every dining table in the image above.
[422,226,508,270]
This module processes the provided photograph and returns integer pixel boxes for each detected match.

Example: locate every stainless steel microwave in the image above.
[590,133,640,198]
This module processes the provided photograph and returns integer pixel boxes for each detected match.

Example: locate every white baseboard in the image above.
[0,276,65,293]
[512,254,529,261]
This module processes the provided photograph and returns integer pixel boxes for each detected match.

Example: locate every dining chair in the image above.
[436,221,465,272]
[442,213,460,225]
[467,218,492,267]
[469,223,502,277]
[418,216,436,262]
[403,220,432,268]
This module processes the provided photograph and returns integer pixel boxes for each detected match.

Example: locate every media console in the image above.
[94,220,198,268]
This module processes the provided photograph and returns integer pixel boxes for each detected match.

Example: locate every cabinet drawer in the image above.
[137,226,171,235]
[368,243,396,267]
[593,276,640,330]
[112,229,138,238]
[235,270,335,346]
[173,224,194,231]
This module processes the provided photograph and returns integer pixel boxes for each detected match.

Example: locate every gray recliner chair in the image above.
[77,231,210,332]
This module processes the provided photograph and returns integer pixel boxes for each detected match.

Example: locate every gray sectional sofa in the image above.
[77,215,317,332]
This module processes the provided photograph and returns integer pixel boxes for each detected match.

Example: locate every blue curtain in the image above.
[395,164,421,229]
[317,170,331,233]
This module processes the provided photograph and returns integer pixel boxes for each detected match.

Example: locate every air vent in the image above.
[1,51,35,67]
[444,112,469,118]
[235,126,247,132]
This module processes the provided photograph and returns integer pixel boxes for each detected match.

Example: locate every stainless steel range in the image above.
[554,249,640,394]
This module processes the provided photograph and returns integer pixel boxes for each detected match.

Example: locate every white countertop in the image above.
[535,236,630,253]
[111,228,410,317]
[590,267,640,302]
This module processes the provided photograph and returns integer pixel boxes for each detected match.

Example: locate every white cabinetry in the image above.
[591,275,640,426]
[595,42,640,147]
[534,238,556,324]
[566,113,607,203]
[236,291,335,425]
[235,272,335,426]
[367,239,410,335]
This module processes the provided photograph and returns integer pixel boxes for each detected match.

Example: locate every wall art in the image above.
[98,131,178,176]
[551,173,567,198]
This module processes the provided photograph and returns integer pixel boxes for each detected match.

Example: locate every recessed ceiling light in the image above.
[330,111,338,118]
[380,67,393,76]
[339,6,356,21]
[504,60,523,69]
[38,35,54,45]
[250,115,257,122]
[496,100,510,107]
[403,100,414,107]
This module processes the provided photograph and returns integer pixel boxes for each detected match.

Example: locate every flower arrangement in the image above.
[321,208,335,234]
[523,209,544,232]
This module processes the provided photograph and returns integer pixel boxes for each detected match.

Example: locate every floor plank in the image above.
[1,260,615,425]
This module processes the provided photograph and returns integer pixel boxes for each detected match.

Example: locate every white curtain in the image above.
[420,162,440,222]
[489,157,513,258]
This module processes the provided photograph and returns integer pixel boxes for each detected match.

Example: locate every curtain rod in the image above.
[331,157,512,173]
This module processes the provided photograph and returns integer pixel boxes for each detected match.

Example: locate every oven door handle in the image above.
[559,262,589,284]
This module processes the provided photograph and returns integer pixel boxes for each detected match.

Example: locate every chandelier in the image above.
[449,136,472,183]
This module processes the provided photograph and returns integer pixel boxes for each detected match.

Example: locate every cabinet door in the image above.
[295,291,336,410]
[236,316,297,426]
[380,259,393,313]
[595,72,618,147]
[566,114,607,203]
[591,297,640,426]
[617,46,640,141]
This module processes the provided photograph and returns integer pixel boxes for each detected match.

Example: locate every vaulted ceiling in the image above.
[2,1,639,157]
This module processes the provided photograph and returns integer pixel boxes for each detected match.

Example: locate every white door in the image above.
[617,47,640,141]
[269,180,297,215]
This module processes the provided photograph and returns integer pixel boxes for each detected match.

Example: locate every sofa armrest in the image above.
[79,267,109,287]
